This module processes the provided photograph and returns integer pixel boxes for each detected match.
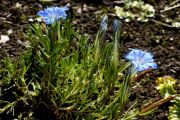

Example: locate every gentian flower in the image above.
[113,19,121,41]
[125,49,157,72]
[100,15,108,31]
[37,6,69,25]
[113,19,121,32]
[97,15,108,39]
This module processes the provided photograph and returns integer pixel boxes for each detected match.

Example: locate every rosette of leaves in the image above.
[155,76,180,120]
[155,76,177,98]
[115,0,155,22]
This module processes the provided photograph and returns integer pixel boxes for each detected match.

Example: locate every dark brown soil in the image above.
[0,0,179,119]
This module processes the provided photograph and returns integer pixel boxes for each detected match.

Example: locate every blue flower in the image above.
[125,49,157,72]
[100,15,108,31]
[37,6,69,25]
[113,19,121,32]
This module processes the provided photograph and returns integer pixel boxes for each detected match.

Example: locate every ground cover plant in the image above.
[0,0,180,120]
[0,6,158,119]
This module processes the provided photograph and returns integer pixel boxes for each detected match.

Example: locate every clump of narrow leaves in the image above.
[0,14,133,119]
[0,6,168,120]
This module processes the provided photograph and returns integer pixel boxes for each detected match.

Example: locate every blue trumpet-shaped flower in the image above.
[100,15,108,31]
[37,6,69,25]
[113,19,121,32]
[125,49,157,72]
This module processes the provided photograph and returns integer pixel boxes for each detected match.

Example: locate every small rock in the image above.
[0,35,10,44]
[17,39,22,45]
[28,18,34,22]
[77,7,82,14]
[83,4,88,11]
[14,2,22,8]
[170,37,173,41]
[7,29,13,35]
[169,46,175,50]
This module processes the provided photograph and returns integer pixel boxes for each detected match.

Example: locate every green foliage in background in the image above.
[115,0,155,22]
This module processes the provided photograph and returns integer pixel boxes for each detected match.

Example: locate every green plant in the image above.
[115,0,155,22]
[0,14,133,119]
[0,52,37,118]
[0,6,161,119]
[156,76,180,120]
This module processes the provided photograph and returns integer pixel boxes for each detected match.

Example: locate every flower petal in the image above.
[125,49,157,72]
[37,11,49,17]
[37,6,69,25]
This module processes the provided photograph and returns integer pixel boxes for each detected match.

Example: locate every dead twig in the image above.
[160,3,180,13]
[139,94,177,116]
[151,19,177,28]
[170,0,180,6]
